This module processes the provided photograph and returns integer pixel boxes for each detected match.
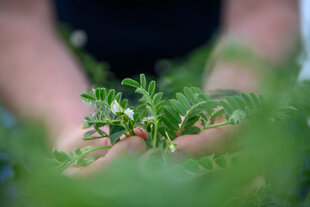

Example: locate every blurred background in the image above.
[1,0,310,206]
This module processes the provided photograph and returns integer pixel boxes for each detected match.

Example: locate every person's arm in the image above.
[175,0,300,158]
[0,0,146,174]
[204,0,299,93]
[0,0,91,144]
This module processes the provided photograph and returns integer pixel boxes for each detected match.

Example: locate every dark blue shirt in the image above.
[54,0,221,78]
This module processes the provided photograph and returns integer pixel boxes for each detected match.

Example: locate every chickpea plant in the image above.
[53,74,271,171]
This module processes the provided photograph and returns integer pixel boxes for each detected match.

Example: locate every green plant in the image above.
[53,74,289,171]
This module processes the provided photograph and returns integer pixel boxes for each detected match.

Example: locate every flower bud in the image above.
[229,109,246,124]
[167,141,177,153]
[124,108,134,121]
[111,100,123,114]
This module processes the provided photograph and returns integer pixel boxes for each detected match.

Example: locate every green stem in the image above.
[139,87,158,151]
[122,122,135,136]
[178,102,206,136]
[83,136,109,141]
[203,121,231,130]
[115,113,135,136]
[59,160,73,172]
[59,145,112,172]
[81,145,112,158]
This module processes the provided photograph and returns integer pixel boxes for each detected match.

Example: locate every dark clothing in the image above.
[54,0,221,78]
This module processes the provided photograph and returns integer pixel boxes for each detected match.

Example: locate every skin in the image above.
[0,0,299,174]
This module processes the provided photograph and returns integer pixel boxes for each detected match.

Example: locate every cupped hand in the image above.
[54,126,147,176]
[173,124,237,159]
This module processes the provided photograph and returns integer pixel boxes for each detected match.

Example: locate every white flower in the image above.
[124,108,134,120]
[142,116,155,125]
[167,141,177,153]
[111,100,123,114]
[229,109,246,124]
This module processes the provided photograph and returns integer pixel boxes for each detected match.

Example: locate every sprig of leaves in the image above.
[180,153,234,177]
[80,88,137,143]
[53,74,295,171]
[160,87,219,139]
[122,74,163,150]
[53,145,111,171]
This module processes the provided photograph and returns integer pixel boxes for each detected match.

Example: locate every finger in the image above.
[120,128,148,140]
[174,125,237,159]
[134,128,148,138]
[56,127,111,157]
[64,136,146,176]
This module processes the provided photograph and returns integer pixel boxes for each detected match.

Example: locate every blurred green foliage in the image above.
[1,66,310,206]
[1,24,310,207]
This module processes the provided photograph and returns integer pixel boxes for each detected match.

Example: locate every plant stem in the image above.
[59,145,112,172]
[115,113,135,136]
[178,102,206,136]
[81,145,112,158]
[59,160,73,172]
[203,121,231,130]
[139,87,158,151]
[122,122,135,136]
[83,136,109,141]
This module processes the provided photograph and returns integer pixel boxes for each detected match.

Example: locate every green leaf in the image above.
[241,92,253,108]
[80,93,96,101]
[199,155,214,171]
[121,99,128,108]
[225,96,240,110]
[163,106,182,123]
[161,116,179,131]
[159,127,177,139]
[114,92,122,103]
[215,154,227,168]
[100,88,106,101]
[210,109,225,122]
[220,100,233,115]
[250,92,260,107]
[183,87,196,105]
[77,156,96,167]
[107,89,115,105]
[82,136,106,141]
[53,149,70,162]
[148,80,156,96]
[234,96,246,110]
[153,92,163,105]
[74,148,82,155]
[182,126,201,135]
[135,88,145,96]
[183,116,200,129]
[109,125,125,144]
[140,74,146,88]
[83,129,96,138]
[182,159,200,174]
[170,99,186,116]
[95,88,100,100]
[176,93,190,110]
[122,78,141,88]
[95,127,107,136]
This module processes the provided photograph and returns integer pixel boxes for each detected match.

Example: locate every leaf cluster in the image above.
[53,74,296,170]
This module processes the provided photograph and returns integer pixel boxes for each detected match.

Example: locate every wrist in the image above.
[204,62,259,93]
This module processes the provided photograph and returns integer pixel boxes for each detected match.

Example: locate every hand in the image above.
[55,126,146,176]
[141,115,238,162]
[174,124,236,159]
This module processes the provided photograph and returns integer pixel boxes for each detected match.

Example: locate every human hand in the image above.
[173,124,236,159]
[54,126,146,176]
